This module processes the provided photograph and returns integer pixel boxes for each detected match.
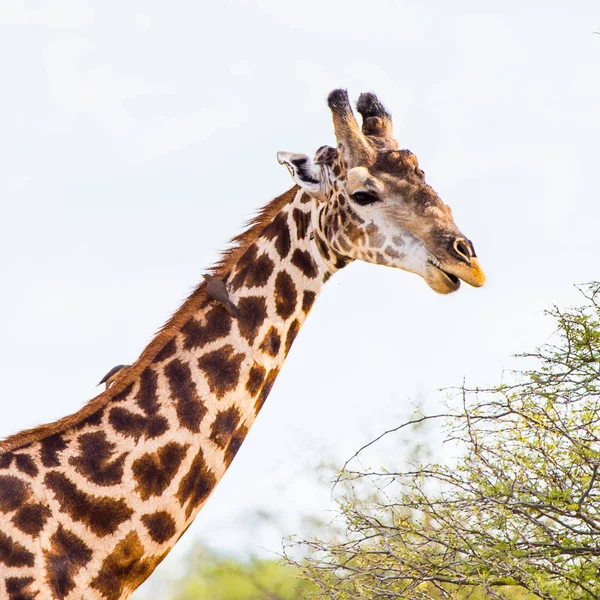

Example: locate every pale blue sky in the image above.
[1,0,599,593]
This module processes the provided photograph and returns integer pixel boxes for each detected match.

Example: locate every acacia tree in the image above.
[286,283,600,600]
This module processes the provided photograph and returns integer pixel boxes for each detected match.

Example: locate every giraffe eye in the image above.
[351,191,380,206]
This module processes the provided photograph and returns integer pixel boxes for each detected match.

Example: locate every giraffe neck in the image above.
[0,187,345,600]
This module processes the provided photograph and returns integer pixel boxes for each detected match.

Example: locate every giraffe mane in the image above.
[0,186,300,453]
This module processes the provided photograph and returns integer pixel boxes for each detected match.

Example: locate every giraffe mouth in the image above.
[426,255,485,293]
[427,258,460,290]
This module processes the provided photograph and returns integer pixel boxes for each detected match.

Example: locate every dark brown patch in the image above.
[255,368,280,412]
[197,345,245,400]
[315,234,331,262]
[0,532,34,567]
[40,434,67,468]
[237,296,267,345]
[14,454,38,478]
[259,326,281,357]
[177,447,217,518]
[210,407,242,449]
[151,337,177,363]
[0,452,13,469]
[285,319,301,355]
[245,252,275,288]
[44,471,133,537]
[109,407,168,441]
[145,416,169,438]
[274,270,297,320]
[246,364,266,396]
[164,358,207,432]
[5,577,36,600]
[141,511,176,544]
[0,475,30,512]
[334,255,349,270]
[292,208,311,240]
[112,381,135,403]
[224,425,248,467]
[136,367,159,415]
[262,212,291,259]
[12,503,51,536]
[69,431,126,487]
[132,442,188,501]
[76,409,103,429]
[181,306,232,351]
[300,191,312,203]
[291,249,318,279]
[109,407,148,439]
[91,531,156,600]
[230,243,258,291]
[302,290,316,313]
[44,525,92,599]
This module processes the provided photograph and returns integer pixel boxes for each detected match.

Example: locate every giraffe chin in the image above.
[425,262,461,295]
[425,257,486,294]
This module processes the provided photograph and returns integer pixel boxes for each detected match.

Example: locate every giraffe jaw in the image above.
[426,258,461,294]
[425,256,486,294]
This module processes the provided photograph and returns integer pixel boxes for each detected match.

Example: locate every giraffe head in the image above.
[277,89,485,294]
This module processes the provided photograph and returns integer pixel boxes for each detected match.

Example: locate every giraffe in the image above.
[0,90,485,600]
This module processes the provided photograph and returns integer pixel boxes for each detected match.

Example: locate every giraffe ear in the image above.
[277,152,329,202]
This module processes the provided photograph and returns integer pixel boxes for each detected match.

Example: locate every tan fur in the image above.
[0,187,298,454]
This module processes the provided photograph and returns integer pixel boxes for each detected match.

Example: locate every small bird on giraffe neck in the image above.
[204,274,241,319]
[98,364,130,389]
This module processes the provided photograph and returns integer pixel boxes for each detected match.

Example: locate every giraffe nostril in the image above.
[453,238,472,263]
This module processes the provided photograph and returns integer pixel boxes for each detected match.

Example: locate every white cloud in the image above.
[0,0,94,28]
[42,37,250,161]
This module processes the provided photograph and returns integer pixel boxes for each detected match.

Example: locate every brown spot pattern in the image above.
[177,447,217,518]
[91,532,155,600]
[245,252,275,288]
[132,442,188,501]
[181,306,232,351]
[69,431,126,487]
[12,503,51,536]
[0,531,34,567]
[230,244,258,291]
[44,525,92,599]
[135,367,159,415]
[210,407,241,449]
[274,271,297,320]
[0,475,30,513]
[6,577,36,600]
[152,337,177,363]
[0,452,13,469]
[315,234,331,262]
[76,409,103,429]
[262,212,291,259]
[285,319,301,355]
[164,359,207,432]
[259,326,281,357]
[40,434,67,468]
[255,368,280,412]
[198,345,245,400]
[291,249,318,279]
[15,454,38,478]
[44,471,133,537]
[237,296,267,345]
[109,406,168,441]
[141,511,176,544]
[112,382,135,403]
[302,290,316,313]
[292,208,311,239]
[246,364,266,396]
[224,425,248,467]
